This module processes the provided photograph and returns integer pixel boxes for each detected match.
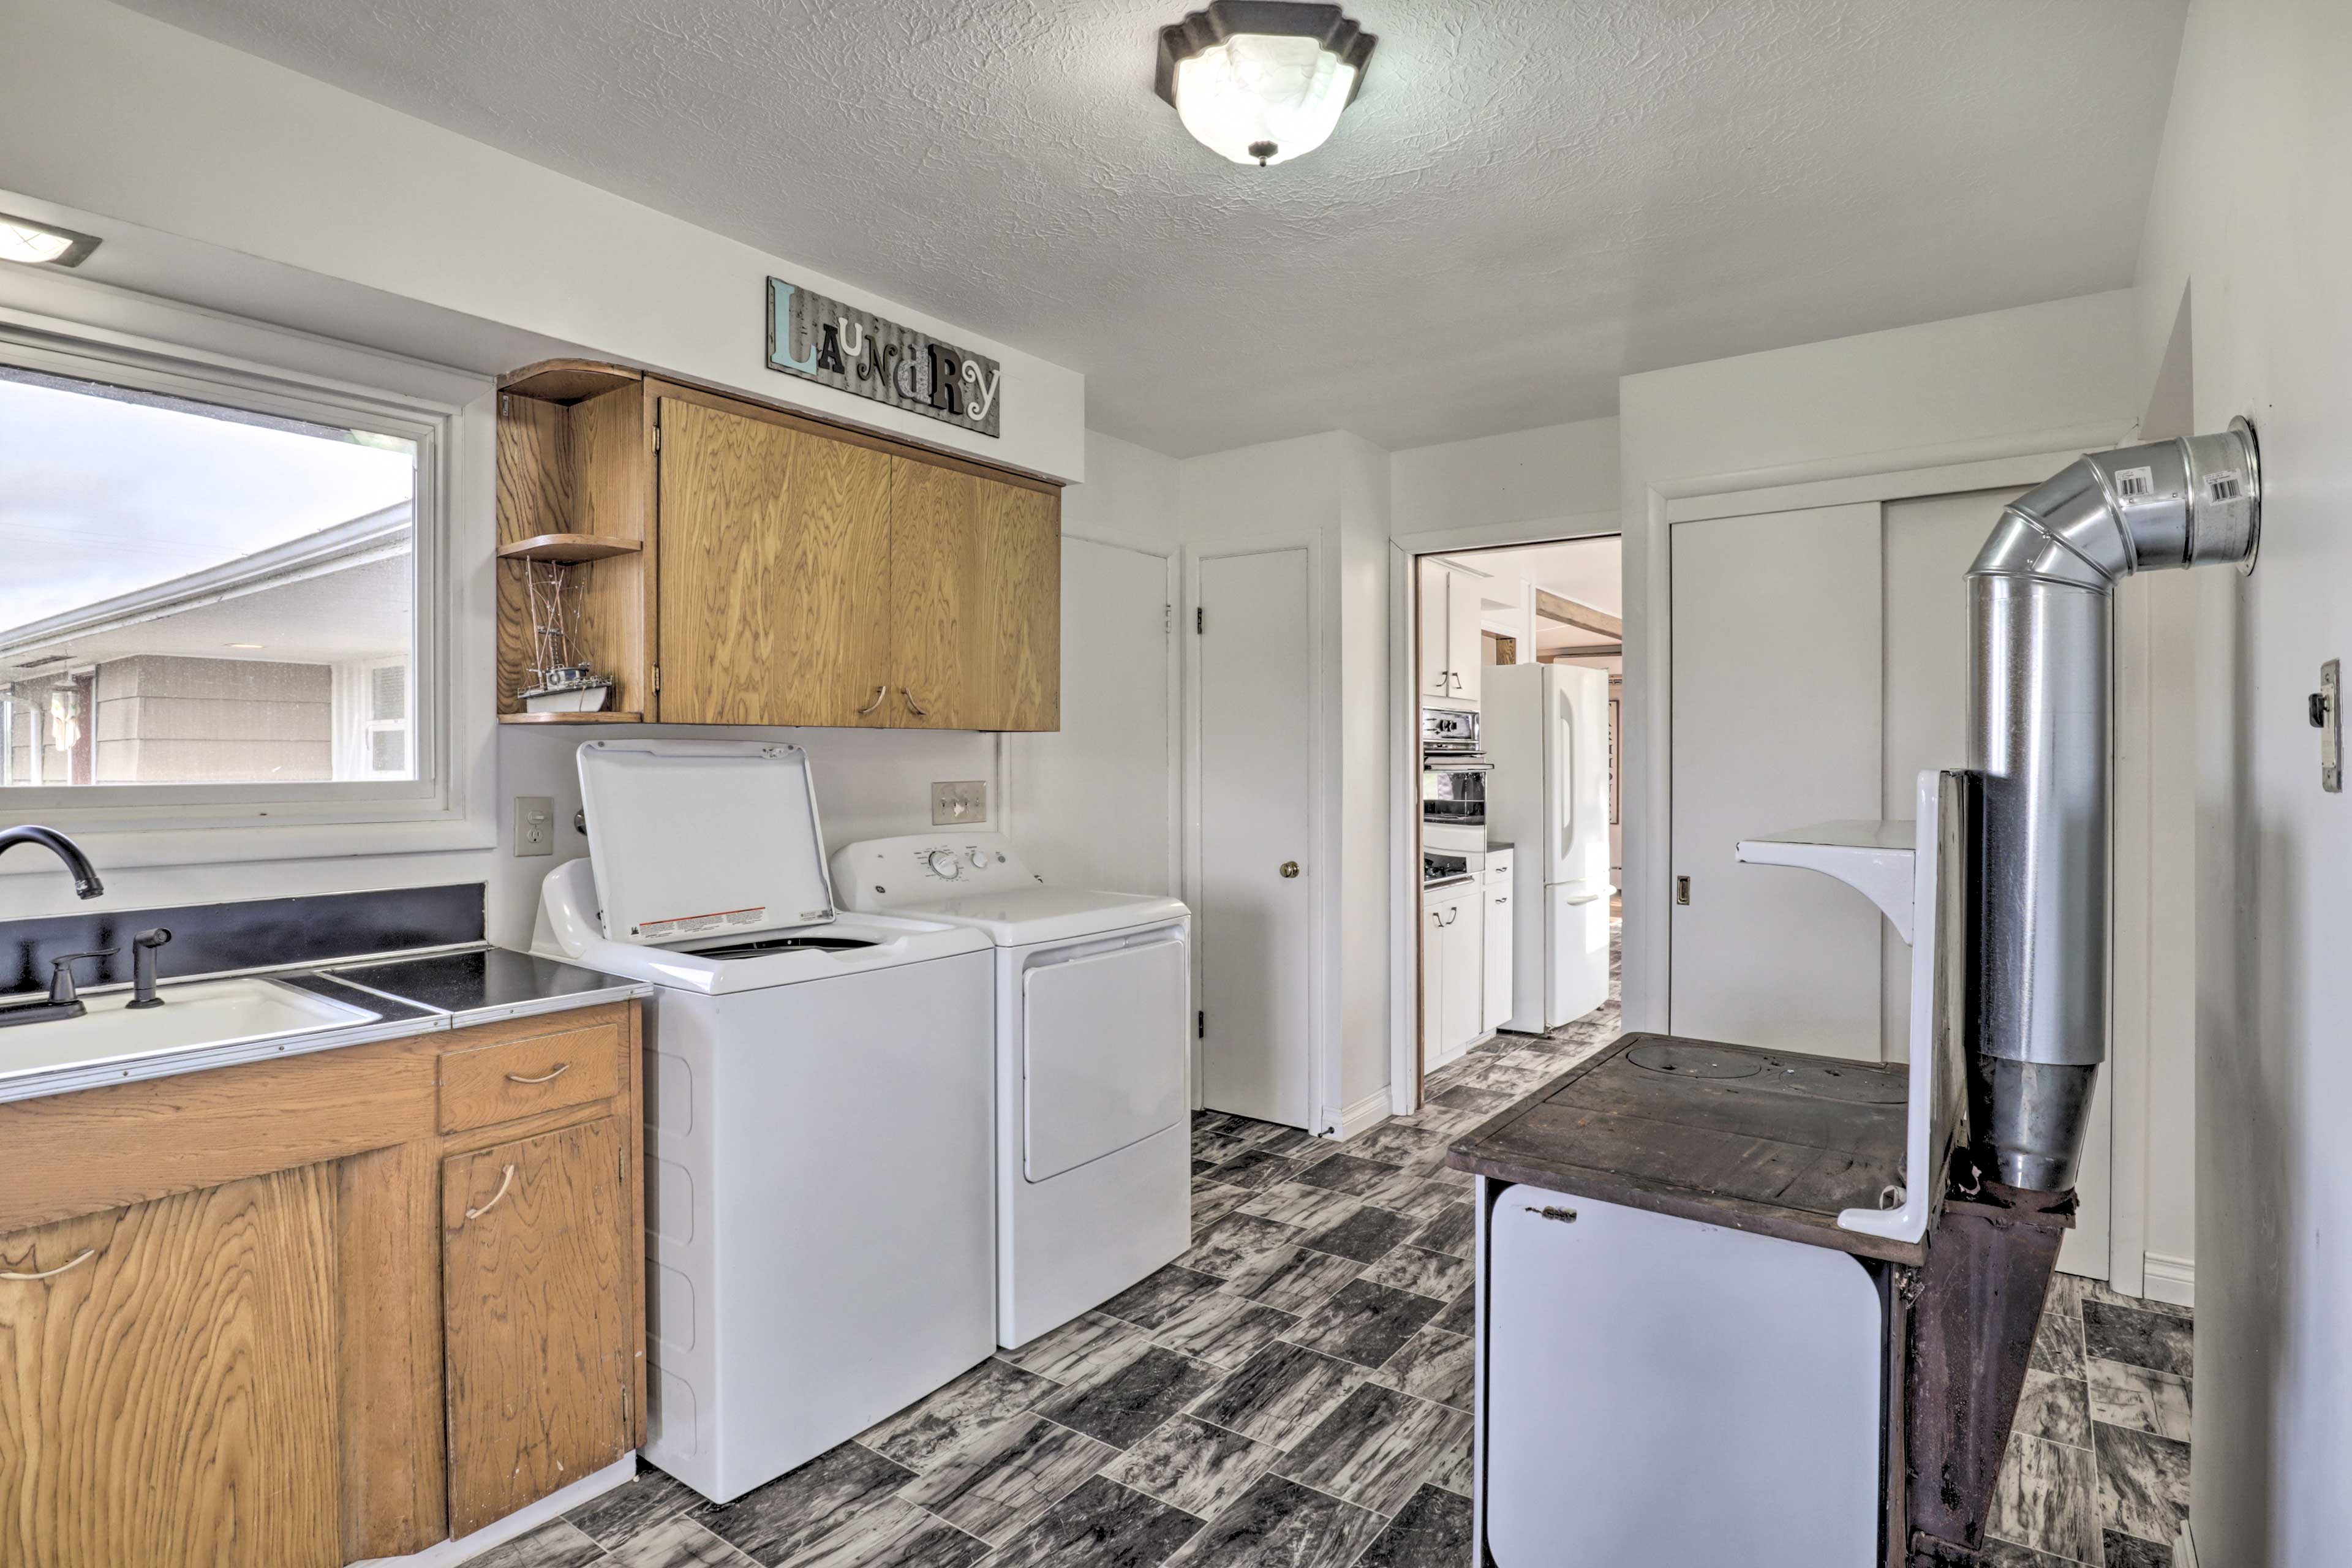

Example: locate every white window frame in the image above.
[0,278,495,868]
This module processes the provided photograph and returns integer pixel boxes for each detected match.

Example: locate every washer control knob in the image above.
[926,850,963,878]
[968,847,989,869]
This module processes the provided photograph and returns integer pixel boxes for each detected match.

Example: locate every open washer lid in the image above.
[576,737,837,944]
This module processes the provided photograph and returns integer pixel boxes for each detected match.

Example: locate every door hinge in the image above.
[1196,606,1204,635]
[651,665,662,693]
[652,421,662,452]
[1197,1009,1205,1039]
[618,1142,627,1185]
[1675,875,1692,906]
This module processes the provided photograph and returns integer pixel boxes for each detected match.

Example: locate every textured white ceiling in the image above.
[116,0,2187,456]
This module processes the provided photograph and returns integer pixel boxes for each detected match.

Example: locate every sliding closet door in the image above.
[1669,503,1883,1060]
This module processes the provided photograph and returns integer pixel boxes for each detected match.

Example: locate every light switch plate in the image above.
[513,794,555,856]
[933,780,987,826]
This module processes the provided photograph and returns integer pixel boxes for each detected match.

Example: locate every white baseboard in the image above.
[353,1453,636,1567]
[1332,1088,1395,1140]
[2144,1252,2196,1310]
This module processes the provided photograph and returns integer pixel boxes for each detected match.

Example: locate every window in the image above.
[0,360,419,791]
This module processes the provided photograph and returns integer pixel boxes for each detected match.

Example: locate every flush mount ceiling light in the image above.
[1155,2,1376,167]
[0,213,100,268]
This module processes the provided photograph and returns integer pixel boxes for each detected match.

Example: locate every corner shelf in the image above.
[497,533,644,565]
[498,710,645,725]
[499,358,644,405]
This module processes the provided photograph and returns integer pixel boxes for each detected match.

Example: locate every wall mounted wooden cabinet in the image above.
[499,361,1061,731]
[0,1001,644,1568]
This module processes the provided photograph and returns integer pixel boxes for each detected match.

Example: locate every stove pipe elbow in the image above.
[1967,422,2260,1191]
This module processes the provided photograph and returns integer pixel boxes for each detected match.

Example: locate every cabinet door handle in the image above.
[902,690,930,717]
[464,1163,517,1222]
[857,685,889,716]
[1,1248,97,1283]
[506,1062,570,1085]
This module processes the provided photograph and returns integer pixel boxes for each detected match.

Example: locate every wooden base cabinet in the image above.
[0,1000,644,1568]
[443,1118,635,1538]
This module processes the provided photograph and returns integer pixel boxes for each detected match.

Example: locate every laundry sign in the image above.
[766,277,1003,437]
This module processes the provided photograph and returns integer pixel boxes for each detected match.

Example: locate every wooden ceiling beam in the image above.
[1535,589,1622,638]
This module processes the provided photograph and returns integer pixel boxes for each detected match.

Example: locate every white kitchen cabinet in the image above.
[1417,559,1487,708]
[1446,570,1485,707]
[1485,879,1515,1033]
[1422,882,1489,1071]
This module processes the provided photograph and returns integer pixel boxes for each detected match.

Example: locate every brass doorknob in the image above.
[1278,861,1300,878]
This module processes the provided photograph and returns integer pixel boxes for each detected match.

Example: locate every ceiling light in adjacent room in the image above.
[1156,2,1376,167]
[0,214,99,268]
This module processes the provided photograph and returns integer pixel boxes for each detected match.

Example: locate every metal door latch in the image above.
[2313,660,2341,793]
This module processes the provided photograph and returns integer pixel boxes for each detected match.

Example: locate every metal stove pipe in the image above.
[1968,421,2260,1191]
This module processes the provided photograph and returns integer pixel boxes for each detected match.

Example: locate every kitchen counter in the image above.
[0,943,648,1106]
[1445,1030,1922,1265]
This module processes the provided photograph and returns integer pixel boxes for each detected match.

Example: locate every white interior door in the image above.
[1008,535,1175,895]
[1197,548,1315,1128]
[1670,503,1883,1059]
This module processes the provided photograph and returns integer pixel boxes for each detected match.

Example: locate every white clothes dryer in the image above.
[832,833,1191,1349]
[534,739,995,1502]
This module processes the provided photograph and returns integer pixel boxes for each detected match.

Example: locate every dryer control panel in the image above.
[831,831,1041,910]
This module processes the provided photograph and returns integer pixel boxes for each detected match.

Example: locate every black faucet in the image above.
[0,949,113,1028]
[0,826,105,899]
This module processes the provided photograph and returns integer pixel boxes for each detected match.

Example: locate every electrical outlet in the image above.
[513,795,555,856]
[932,780,987,826]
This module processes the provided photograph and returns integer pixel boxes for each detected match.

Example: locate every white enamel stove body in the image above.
[832,832,1193,1348]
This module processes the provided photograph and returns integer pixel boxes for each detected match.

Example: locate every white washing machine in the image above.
[832,833,1191,1349]
[533,739,995,1503]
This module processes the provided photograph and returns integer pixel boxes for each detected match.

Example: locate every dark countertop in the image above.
[1446,1031,1922,1266]
[328,946,642,1020]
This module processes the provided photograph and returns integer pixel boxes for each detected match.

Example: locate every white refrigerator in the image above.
[1482,663,1613,1031]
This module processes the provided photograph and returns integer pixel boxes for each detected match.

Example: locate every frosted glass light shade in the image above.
[1175,33,1357,165]
[1156,4,1376,168]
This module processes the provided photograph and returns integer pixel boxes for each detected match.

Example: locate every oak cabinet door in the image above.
[655,395,893,726]
[0,1165,344,1568]
[887,459,1061,731]
[442,1118,631,1538]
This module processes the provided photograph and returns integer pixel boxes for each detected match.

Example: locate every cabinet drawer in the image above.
[438,1022,622,1134]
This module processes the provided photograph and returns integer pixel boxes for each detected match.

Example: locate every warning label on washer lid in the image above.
[635,906,767,940]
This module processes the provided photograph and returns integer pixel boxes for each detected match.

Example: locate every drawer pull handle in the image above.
[506,1062,571,1085]
[466,1164,517,1221]
[1,1248,97,1283]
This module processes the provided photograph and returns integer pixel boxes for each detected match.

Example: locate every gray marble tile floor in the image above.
[464,924,2193,1567]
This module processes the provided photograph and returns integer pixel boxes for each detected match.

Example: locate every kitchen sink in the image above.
[0,976,381,1084]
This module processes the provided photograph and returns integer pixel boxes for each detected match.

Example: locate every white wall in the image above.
[0,0,1093,948]
[1392,419,1621,537]
[2133,0,2352,1558]
[0,0,1082,483]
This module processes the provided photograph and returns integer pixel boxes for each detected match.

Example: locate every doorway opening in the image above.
[1405,535,1624,1113]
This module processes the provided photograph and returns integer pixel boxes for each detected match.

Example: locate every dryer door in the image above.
[1023,929,1188,1182]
